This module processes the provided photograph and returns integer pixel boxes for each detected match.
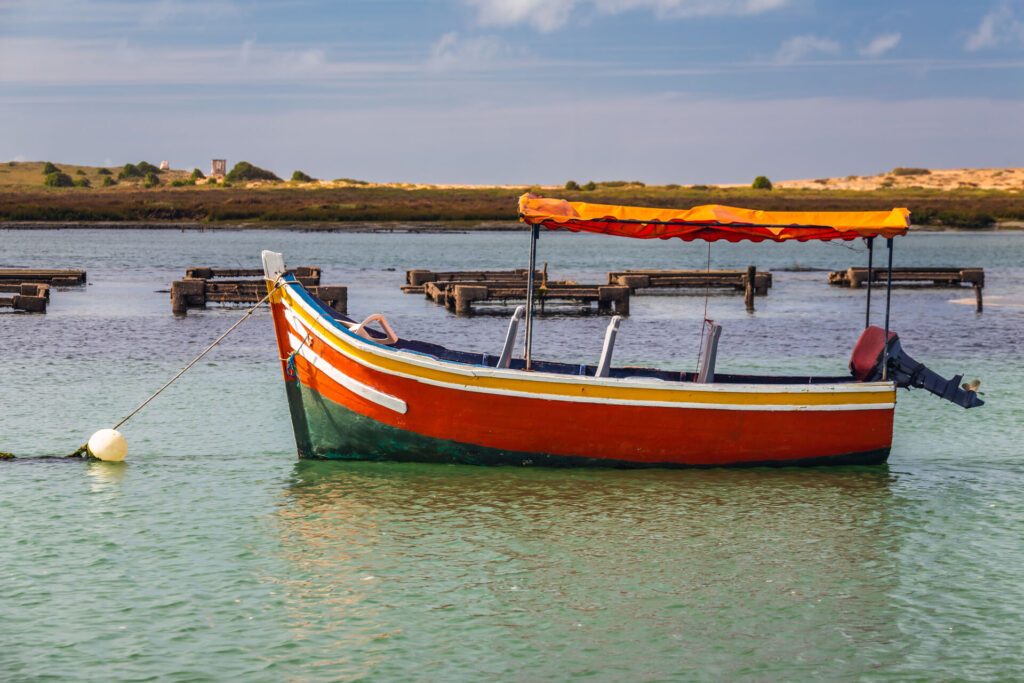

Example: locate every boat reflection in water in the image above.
[274,461,909,678]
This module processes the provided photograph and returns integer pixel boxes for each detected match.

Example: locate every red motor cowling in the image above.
[850,326,984,409]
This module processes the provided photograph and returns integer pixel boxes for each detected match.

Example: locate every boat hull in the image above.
[268,276,896,468]
[286,379,890,468]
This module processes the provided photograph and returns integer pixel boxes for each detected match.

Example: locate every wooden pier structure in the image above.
[403,268,541,293]
[0,268,87,313]
[829,267,985,311]
[0,283,50,313]
[171,266,346,315]
[428,281,630,315]
[0,268,86,287]
[608,267,772,311]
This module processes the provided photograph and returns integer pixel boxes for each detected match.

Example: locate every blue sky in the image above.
[1,0,1022,183]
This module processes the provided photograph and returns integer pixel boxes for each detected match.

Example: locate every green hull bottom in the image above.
[284,381,889,469]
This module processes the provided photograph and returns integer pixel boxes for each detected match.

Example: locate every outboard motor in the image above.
[850,326,984,409]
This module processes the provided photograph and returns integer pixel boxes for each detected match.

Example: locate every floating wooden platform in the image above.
[171,266,346,315]
[428,282,629,315]
[829,267,985,311]
[0,268,86,287]
[403,268,541,293]
[0,283,49,313]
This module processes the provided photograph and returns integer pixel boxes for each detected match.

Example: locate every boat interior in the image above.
[303,288,859,387]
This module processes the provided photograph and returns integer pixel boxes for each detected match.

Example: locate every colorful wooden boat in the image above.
[262,195,983,468]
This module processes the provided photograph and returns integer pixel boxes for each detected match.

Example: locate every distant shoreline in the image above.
[2,221,1021,232]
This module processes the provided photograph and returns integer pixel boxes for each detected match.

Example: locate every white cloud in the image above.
[774,35,841,65]
[467,0,575,32]
[860,32,901,58]
[428,32,513,70]
[465,0,787,31]
[965,4,1024,51]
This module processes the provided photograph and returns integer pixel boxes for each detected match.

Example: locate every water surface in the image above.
[1,229,1022,680]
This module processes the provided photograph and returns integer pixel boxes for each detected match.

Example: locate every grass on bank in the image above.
[1,161,1022,228]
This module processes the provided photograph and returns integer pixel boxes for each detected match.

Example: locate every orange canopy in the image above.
[518,195,910,243]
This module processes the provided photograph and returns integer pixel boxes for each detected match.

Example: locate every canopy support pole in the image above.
[881,237,894,381]
[864,236,874,328]
[524,224,539,370]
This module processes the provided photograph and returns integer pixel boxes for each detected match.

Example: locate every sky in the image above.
[1,0,1022,184]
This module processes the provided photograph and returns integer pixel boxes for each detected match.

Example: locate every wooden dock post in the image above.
[975,283,983,313]
[454,285,488,315]
[309,286,347,314]
[598,286,630,315]
[744,265,756,312]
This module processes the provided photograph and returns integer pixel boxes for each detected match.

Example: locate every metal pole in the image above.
[524,224,539,370]
[865,236,874,328]
[881,237,894,380]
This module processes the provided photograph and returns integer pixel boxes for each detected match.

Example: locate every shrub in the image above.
[136,161,162,175]
[892,167,931,177]
[206,177,217,186]
[751,176,773,190]
[73,177,91,188]
[143,171,161,188]
[42,162,60,174]
[582,181,597,191]
[663,183,681,189]
[690,184,711,191]
[101,176,117,187]
[334,177,369,185]
[599,180,645,188]
[564,180,580,190]
[225,161,280,182]
[190,168,205,180]
[291,170,315,182]
[170,179,193,187]
[43,172,74,187]
[75,169,86,176]
[97,168,113,176]
[119,163,142,179]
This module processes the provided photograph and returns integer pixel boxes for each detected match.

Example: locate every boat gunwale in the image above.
[274,275,896,402]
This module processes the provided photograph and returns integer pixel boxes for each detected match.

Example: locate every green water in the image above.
[1,229,1022,680]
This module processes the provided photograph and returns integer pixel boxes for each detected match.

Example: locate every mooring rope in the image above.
[65,279,284,458]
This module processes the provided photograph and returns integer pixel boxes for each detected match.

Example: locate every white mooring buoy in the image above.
[87,429,128,462]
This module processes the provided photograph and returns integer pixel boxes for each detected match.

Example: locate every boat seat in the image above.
[497,305,525,368]
[595,316,623,378]
[696,322,722,383]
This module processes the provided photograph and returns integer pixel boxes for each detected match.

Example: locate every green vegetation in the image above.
[2,175,1022,229]
[143,172,161,188]
[564,180,581,191]
[75,169,86,176]
[752,176,773,190]
[334,177,369,185]
[42,162,60,175]
[291,170,315,182]
[190,168,205,180]
[119,163,142,179]
[97,168,113,176]
[73,177,91,188]
[892,167,931,177]
[206,177,217,186]
[136,161,162,175]
[43,172,74,187]
[119,161,162,179]
[170,179,194,187]
[226,161,280,183]
[599,180,646,188]
[582,181,597,191]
